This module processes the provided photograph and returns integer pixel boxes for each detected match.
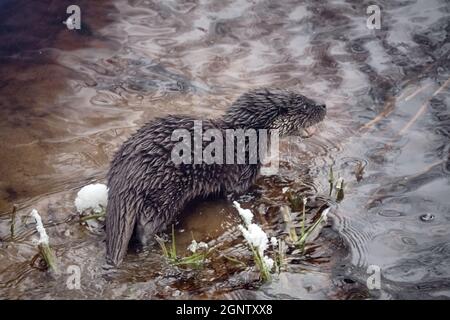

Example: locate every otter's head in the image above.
[224,88,326,138]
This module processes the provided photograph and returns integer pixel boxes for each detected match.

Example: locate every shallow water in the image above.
[0,0,449,299]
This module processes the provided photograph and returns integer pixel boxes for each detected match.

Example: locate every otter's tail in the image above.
[105,192,137,266]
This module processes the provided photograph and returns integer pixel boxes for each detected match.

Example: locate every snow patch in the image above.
[74,183,108,213]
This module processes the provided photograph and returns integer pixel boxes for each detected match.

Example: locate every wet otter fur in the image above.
[106,88,326,266]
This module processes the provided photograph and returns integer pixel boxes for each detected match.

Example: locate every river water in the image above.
[0,0,449,299]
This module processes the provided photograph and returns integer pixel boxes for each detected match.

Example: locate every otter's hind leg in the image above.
[133,201,180,248]
[133,178,189,248]
[134,216,165,247]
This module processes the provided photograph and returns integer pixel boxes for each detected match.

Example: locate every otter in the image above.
[106,88,326,266]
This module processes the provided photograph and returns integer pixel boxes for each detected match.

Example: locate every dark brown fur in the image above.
[106,88,326,266]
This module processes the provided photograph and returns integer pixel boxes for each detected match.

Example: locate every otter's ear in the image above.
[277,104,290,115]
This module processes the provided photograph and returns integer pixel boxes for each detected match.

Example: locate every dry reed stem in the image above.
[404,83,431,101]
[399,77,449,135]
[359,97,396,131]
